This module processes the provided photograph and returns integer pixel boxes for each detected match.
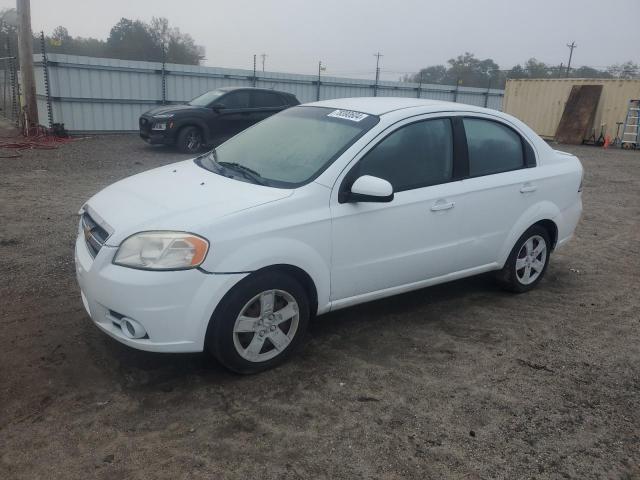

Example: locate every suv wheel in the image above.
[496,225,551,293]
[177,126,203,154]
[207,271,310,374]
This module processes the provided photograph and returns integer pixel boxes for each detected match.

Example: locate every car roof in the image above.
[217,86,292,95]
[305,97,490,116]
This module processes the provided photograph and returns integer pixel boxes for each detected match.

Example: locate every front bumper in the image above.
[139,130,175,145]
[74,234,247,353]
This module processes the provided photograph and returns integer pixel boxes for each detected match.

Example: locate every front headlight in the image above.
[152,122,167,131]
[113,231,209,270]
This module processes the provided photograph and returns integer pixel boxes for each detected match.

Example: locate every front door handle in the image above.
[430,200,455,211]
[520,183,537,193]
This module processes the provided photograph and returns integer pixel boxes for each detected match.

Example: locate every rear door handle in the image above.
[520,183,537,193]
[430,200,455,211]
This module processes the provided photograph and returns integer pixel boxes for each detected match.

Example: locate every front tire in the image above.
[496,225,551,293]
[206,271,310,374]
[176,126,204,154]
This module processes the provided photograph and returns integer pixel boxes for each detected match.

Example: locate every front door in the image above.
[330,117,469,301]
[210,90,252,142]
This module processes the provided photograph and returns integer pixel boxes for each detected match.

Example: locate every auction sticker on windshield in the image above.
[327,109,369,122]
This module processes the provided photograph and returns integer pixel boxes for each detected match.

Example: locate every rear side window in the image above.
[252,91,285,108]
[219,91,250,108]
[353,118,453,192]
[464,118,524,176]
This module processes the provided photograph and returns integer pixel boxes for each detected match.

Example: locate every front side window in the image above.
[464,118,524,177]
[352,118,453,192]
[197,106,379,187]
[188,89,225,107]
[218,91,251,109]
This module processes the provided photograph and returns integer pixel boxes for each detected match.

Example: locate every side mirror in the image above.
[341,175,394,203]
[210,103,226,112]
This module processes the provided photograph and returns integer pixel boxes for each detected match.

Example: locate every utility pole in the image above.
[416,71,423,99]
[565,41,577,78]
[373,52,383,97]
[260,53,267,72]
[317,60,326,101]
[16,0,38,128]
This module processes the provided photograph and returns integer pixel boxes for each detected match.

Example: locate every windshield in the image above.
[188,89,225,107]
[197,106,379,187]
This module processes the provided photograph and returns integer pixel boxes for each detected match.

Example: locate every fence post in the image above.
[7,57,19,127]
[161,44,166,105]
[253,54,257,87]
[39,31,53,129]
[316,61,322,101]
[484,74,492,108]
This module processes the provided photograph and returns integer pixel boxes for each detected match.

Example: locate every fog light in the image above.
[121,317,147,339]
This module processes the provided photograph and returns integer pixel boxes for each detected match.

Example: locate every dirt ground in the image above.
[0,134,639,480]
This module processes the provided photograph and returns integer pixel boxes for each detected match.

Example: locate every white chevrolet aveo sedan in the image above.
[76,97,583,373]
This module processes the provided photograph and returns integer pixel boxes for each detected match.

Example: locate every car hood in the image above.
[84,159,293,246]
[143,104,206,116]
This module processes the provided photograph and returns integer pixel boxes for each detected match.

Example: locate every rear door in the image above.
[249,91,287,125]
[451,115,539,267]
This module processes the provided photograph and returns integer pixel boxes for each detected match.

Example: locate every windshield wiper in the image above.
[217,161,266,185]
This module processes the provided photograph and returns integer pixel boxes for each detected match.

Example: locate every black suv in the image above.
[139,87,300,153]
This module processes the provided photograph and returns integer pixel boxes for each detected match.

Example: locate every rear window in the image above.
[464,118,524,176]
[252,91,285,108]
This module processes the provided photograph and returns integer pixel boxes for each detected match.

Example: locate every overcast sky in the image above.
[2,0,638,79]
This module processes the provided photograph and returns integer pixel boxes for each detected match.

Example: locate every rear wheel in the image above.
[496,225,551,293]
[176,126,204,154]
[207,271,310,374]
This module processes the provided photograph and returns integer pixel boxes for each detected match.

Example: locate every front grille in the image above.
[81,212,109,258]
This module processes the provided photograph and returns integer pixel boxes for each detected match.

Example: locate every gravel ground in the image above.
[0,134,639,479]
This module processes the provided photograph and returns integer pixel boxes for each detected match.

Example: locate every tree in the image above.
[107,18,161,61]
[445,52,500,87]
[404,53,501,88]
[607,61,639,79]
[409,65,447,84]
[0,8,18,56]
[30,17,204,64]
[571,65,612,79]
[148,17,204,64]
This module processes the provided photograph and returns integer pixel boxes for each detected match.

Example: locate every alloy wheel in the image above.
[515,234,547,285]
[232,289,300,362]
[186,131,202,151]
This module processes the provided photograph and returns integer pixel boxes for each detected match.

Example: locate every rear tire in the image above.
[496,225,551,293]
[176,126,204,154]
[206,271,310,374]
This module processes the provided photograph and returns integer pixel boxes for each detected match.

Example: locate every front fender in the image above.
[203,237,331,315]
[498,200,561,267]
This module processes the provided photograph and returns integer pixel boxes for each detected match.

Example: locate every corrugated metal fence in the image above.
[33,53,504,132]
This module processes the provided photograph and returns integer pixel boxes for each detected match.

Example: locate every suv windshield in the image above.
[188,89,225,107]
[197,106,379,187]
